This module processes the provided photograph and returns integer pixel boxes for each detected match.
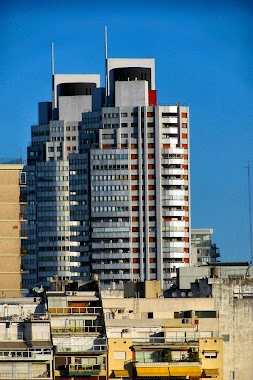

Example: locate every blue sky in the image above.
[1,0,253,262]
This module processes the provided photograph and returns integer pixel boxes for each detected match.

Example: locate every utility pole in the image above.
[246,161,253,264]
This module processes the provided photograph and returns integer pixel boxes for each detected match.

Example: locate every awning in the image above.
[136,367,169,376]
[169,367,201,376]
[113,370,129,377]
[203,369,219,376]
[28,341,52,349]
[0,342,27,350]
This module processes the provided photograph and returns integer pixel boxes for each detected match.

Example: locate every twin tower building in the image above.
[22,57,190,291]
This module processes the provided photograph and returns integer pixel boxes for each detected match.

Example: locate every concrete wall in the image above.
[179,266,210,290]
[0,165,23,297]
[58,95,92,121]
[199,337,223,380]
[103,297,215,320]
[211,278,253,380]
[107,338,133,377]
[115,81,149,107]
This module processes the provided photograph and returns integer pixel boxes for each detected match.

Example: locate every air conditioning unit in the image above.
[66,291,72,295]
[122,329,129,333]
[192,347,198,352]
[182,318,190,324]
[73,292,78,296]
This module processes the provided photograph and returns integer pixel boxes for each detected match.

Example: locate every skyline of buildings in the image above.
[0,51,222,293]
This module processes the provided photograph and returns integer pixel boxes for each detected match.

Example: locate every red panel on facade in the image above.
[149,90,157,105]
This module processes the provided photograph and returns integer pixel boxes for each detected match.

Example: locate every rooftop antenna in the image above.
[104,26,109,106]
[51,42,56,110]
[246,161,253,264]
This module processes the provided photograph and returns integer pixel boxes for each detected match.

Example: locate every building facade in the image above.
[191,229,220,266]
[0,293,53,379]
[23,56,191,291]
[0,163,26,297]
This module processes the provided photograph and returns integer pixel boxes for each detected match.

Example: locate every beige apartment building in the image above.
[0,163,26,297]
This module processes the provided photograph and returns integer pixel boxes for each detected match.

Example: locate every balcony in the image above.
[0,313,48,322]
[92,263,130,270]
[0,371,51,379]
[0,333,23,340]
[48,307,102,315]
[51,326,102,335]
[98,273,130,281]
[0,349,52,360]
[131,331,216,346]
[67,364,105,377]
[57,339,107,353]
[92,242,130,249]
[92,252,130,260]
[163,200,185,207]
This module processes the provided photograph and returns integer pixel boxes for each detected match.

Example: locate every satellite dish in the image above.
[188,292,193,298]
[181,292,186,298]
[33,285,44,294]
[172,292,177,298]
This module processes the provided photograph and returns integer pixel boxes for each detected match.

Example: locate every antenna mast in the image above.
[51,42,55,110]
[104,26,108,106]
[246,161,253,263]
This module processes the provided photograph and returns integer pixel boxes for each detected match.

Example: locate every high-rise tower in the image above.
[22,55,190,290]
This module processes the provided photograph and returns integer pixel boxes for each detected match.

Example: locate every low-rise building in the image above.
[102,282,223,379]
[47,276,107,380]
[0,292,53,379]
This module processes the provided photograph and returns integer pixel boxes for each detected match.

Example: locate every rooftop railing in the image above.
[0,158,23,164]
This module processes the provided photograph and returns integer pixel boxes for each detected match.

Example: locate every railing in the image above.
[68,364,105,372]
[0,371,50,379]
[134,361,201,366]
[135,356,201,366]
[0,333,23,340]
[0,350,51,360]
[51,326,102,334]
[32,332,51,340]
[48,307,102,314]
[0,158,23,164]
[132,333,214,344]
[23,313,48,321]
[58,341,107,353]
